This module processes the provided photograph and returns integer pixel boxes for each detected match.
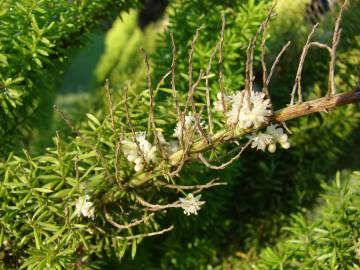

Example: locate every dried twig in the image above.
[141,48,167,159]
[104,208,155,230]
[170,33,181,121]
[157,178,226,190]
[266,41,291,89]
[124,86,149,169]
[219,14,227,114]
[115,226,174,240]
[328,0,347,96]
[205,43,220,138]
[104,79,116,133]
[290,23,319,105]
[198,140,251,170]
[136,196,181,211]
[53,105,81,137]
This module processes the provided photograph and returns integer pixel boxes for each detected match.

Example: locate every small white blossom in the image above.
[75,195,94,219]
[218,90,272,131]
[167,140,180,155]
[248,132,273,151]
[265,124,290,150]
[173,112,196,140]
[248,124,290,153]
[179,193,205,216]
[122,132,157,172]
[155,130,179,156]
[214,92,230,112]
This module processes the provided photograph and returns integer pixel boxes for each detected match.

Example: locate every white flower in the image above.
[248,124,290,153]
[266,124,290,150]
[173,112,196,140]
[122,132,157,172]
[75,195,94,219]
[248,132,273,151]
[214,92,231,112]
[156,130,167,145]
[223,90,272,131]
[155,130,179,156]
[179,193,205,216]
[167,140,179,155]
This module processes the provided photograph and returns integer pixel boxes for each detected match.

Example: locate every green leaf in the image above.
[86,113,101,126]
[33,188,53,193]
[131,239,137,259]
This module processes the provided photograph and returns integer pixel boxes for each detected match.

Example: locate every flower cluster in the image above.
[122,132,157,172]
[248,124,290,153]
[215,90,272,131]
[75,195,95,219]
[179,193,205,216]
[173,112,196,140]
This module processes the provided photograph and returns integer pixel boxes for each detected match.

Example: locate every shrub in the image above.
[0,0,138,153]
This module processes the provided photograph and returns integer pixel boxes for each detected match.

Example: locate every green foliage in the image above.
[153,0,270,96]
[0,0,138,152]
[0,86,158,268]
[0,0,359,269]
[125,0,360,268]
[95,10,164,87]
[255,170,360,269]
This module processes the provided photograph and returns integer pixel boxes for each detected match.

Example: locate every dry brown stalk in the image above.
[141,48,167,159]
[198,140,251,170]
[266,41,291,89]
[156,178,226,190]
[124,86,149,169]
[290,23,319,105]
[219,14,227,114]
[129,89,360,187]
[104,208,155,230]
[205,43,220,138]
[328,0,347,96]
[170,32,181,121]
[115,225,174,240]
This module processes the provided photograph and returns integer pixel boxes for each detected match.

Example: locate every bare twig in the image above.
[328,0,347,96]
[53,105,81,137]
[198,140,251,170]
[266,41,291,89]
[205,43,220,138]
[141,48,167,159]
[290,23,319,105]
[124,86,149,169]
[104,208,155,230]
[136,196,181,211]
[219,14,227,114]
[104,79,116,133]
[170,33,181,121]
[157,178,227,190]
[115,225,174,240]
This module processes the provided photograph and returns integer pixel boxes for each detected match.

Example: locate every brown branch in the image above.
[290,23,319,105]
[115,226,174,240]
[170,33,181,121]
[219,14,227,114]
[328,0,347,96]
[156,178,226,190]
[275,90,360,122]
[129,89,360,187]
[124,86,149,168]
[104,208,154,230]
[205,43,219,138]
[198,141,251,170]
[136,196,181,211]
[266,41,291,89]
